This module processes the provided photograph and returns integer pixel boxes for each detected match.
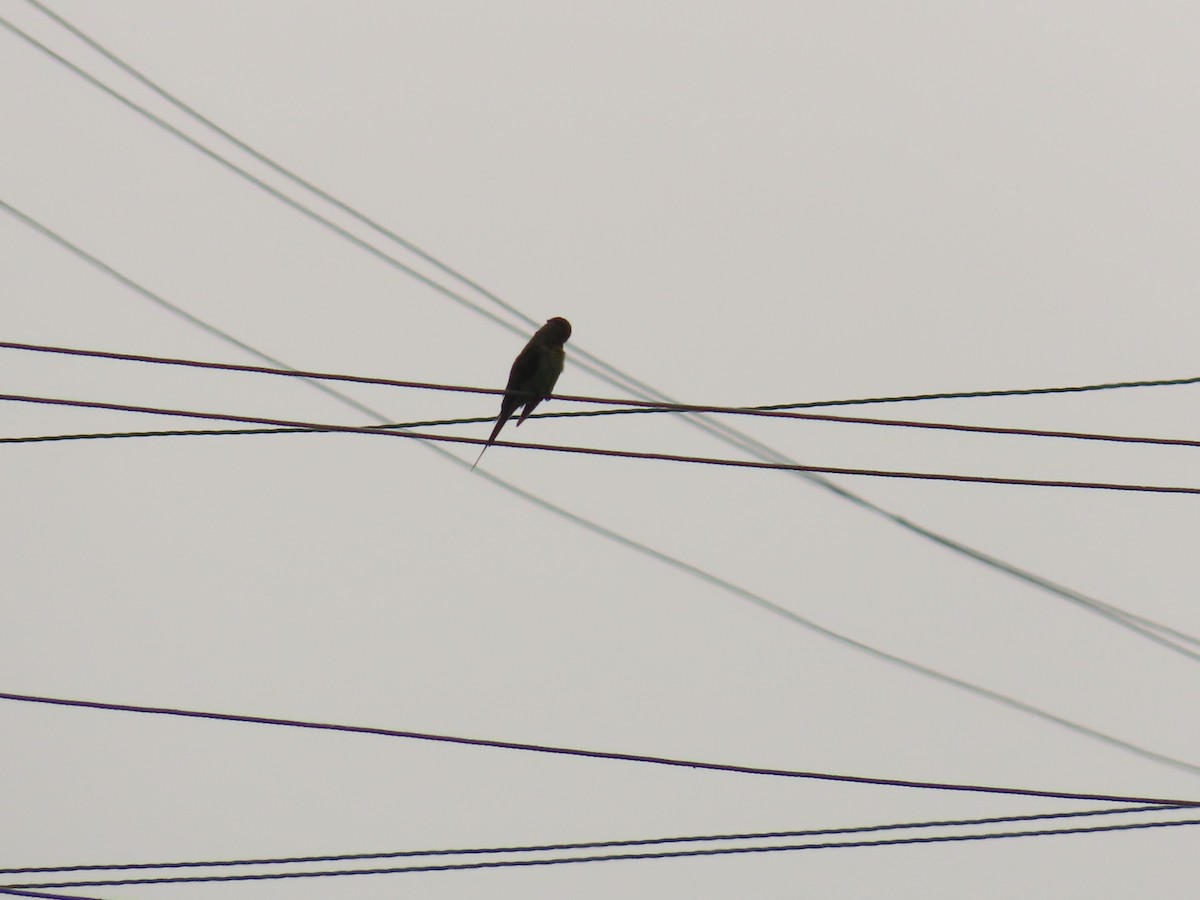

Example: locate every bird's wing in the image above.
[505,341,543,392]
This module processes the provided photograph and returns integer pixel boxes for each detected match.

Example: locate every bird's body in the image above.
[472,317,572,469]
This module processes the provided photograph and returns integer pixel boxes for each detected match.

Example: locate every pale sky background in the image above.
[2,1,1199,897]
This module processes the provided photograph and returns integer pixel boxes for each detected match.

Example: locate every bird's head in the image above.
[541,317,572,344]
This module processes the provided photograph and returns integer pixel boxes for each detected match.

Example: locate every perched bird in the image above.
[472,316,572,470]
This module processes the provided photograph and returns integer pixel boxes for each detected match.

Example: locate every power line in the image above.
[0,890,115,900]
[0,426,317,444]
[761,379,1200,408]
[1,690,1195,807]
[3,212,1200,776]
[3,15,1192,680]
[7,339,1200,452]
[0,804,1177,876]
[6,390,1200,498]
[7,817,1199,888]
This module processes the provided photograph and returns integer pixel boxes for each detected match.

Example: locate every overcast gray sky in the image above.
[2,2,1199,897]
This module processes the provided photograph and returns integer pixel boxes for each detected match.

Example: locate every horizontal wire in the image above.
[0,804,1176,876]
[8,818,1200,888]
[4,391,1200,497]
[1,691,1195,808]
[0,890,113,900]
[0,426,316,444]
[4,340,1200,450]
[763,378,1200,410]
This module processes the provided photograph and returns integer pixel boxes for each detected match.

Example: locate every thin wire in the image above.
[1,690,1195,806]
[0,890,115,900]
[0,804,1177,875]
[8,818,1200,888]
[8,339,1200,451]
[3,15,1192,669]
[0,416,493,445]
[7,391,1200,499]
[763,379,1200,408]
[3,214,1200,774]
[0,426,315,444]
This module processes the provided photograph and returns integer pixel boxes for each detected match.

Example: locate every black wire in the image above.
[759,378,1200,409]
[9,340,1200,455]
[7,338,1200,425]
[8,390,1200,498]
[6,817,1199,888]
[0,889,115,900]
[0,804,1176,876]
[0,416,496,446]
[2,690,1197,807]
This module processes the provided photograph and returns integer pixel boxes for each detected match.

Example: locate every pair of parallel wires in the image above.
[4,339,1200,498]
[0,689,1198,894]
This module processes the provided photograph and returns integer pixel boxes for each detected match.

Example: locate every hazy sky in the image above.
[3,2,1199,897]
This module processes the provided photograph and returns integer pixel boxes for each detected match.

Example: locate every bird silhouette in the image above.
[472,317,572,470]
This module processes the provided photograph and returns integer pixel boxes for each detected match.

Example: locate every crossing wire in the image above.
[6,391,1200,499]
[6,818,1200,888]
[0,804,1181,876]
[5,339,1200,451]
[2,690,1197,807]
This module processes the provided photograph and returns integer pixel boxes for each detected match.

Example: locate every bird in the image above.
[472,317,572,470]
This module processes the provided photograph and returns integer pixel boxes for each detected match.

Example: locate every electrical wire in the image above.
[7,339,1200,451]
[0,890,114,900]
[6,817,1200,888]
[1,690,1195,807]
[1,16,1192,673]
[0,804,1180,876]
[6,391,1200,498]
